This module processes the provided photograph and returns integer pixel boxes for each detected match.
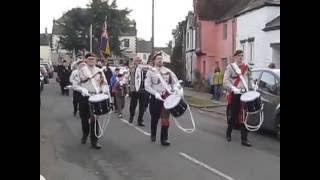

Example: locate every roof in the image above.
[263,15,280,31]
[197,0,240,20]
[235,0,280,17]
[137,39,152,53]
[197,0,280,23]
[120,22,137,36]
[216,0,252,23]
[154,47,171,56]
[40,34,51,46]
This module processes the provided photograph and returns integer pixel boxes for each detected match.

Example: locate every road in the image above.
[40,80,280,180]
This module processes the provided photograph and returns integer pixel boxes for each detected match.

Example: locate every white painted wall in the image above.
[185,14,196,83]
[137,52,151,64]
[236,6,280,68]
[40,46,51,63]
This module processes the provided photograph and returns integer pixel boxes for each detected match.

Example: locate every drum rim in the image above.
[163,94,182,109]
[240,91,260,102]
[89,94,109,102]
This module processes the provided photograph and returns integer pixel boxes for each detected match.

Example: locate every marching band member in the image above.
[223,50,255,147]
[69,59,84,116]
[78,53,110,149]
[144,52,180,146]
[128,57,149,126]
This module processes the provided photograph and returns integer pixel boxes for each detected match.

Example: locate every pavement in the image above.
[40,77,280,180]
[183,87,227,116]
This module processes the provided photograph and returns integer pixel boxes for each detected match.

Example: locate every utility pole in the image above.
[90,24,92,52]
[151,0,154,55]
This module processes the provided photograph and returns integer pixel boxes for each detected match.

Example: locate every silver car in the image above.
[252,68,280,139]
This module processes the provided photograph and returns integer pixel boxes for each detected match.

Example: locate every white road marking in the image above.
[120,118,151,136]
[179,152,235,180]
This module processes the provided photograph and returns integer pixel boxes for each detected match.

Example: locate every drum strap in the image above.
[227,64,248,104]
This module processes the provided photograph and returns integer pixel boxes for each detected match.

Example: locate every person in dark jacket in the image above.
[57,60,72,96]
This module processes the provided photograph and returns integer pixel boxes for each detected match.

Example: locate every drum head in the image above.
[241,91,260,102]
[89,94,109,102]
[135,66,141,91]
[163,94,181,109]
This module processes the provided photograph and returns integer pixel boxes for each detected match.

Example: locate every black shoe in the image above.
[129,116,133,123]
[137,122,145,127]
[161,140,171,146]
[151,136,156,142]
[91,143,102,149]
[241,140,252,147]
[226,136,231,142]
[81,137,87,144]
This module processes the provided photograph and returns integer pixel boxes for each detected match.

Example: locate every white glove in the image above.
[155,92,163,101]
[232,87,241,94]
[81,88,90,96]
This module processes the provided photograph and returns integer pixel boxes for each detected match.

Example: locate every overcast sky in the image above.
[40,0,193,47]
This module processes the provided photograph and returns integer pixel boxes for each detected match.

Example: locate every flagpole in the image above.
[90,24,92,52]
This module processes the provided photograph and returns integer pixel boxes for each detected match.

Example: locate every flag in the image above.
[100,20,111,57]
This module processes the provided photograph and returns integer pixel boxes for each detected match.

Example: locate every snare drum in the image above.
[88,94,110,115]
[240,91,262,113]
[163,94,187,117]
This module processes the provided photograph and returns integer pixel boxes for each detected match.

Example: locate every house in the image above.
[119,21,137,65]
[154,47,171,64]
[235,0,280,68]
[263,15,280,68]
[40,28,52,63]
[136,39,152,64]
[193,0,242,78]
[185,11,197,84]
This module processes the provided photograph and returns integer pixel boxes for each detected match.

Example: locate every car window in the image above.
[252,71,261,83]
[259,72,278,95]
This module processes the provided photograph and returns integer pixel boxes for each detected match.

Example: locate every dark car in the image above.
[251,68,280,139]
[40,62,54,78]
[40,65,49,84]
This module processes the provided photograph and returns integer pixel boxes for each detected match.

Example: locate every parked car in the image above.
[40,62,54,78]
[251,68,280,139]
[40,65,49,84]
[40,71,44,107]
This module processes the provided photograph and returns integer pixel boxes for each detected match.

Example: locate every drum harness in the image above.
[153,68,196,133]
[230,63,264,131]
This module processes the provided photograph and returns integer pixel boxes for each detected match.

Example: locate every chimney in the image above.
[45,27,48,35]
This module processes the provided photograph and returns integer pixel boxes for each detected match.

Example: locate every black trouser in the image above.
[60,82,69,95]
[226,94,248,141]
[129,91,148,123]
[73,91,81,114]
[149,95,169,141]
[79,95,99,145]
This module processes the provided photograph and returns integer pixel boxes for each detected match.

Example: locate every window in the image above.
[124,39,130,47]
[186,32,189,49]
[252,71,262,84]
[259,72,278,95]
[248,38,254,63]
[223,24,227,40]
[241,41,246,62]
[203,60,206,76]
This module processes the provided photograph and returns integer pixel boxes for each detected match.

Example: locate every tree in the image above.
[166,20,186,81]
[59,0,132,56]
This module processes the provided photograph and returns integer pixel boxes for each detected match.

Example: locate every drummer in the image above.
[144,51,180,146]
[223,50,254,147]
[78,52,110,149]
